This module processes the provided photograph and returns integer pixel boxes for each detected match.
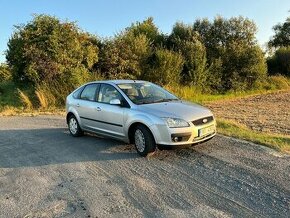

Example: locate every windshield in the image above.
[117,82,179,105]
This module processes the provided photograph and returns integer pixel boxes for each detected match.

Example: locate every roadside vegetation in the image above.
[217,119,290,154]
[0,14,289,152]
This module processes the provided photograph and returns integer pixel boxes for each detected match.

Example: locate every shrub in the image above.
[6,14,98,86]
[0,64,11,82]
[143,48,184,85]
[267,47,290,77]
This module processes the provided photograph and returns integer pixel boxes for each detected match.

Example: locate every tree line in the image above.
[1,14,289,103]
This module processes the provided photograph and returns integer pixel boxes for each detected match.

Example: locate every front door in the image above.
[94,84,126,139]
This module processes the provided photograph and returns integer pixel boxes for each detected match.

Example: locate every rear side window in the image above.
[80,84,99,101]
[73,87,85,99]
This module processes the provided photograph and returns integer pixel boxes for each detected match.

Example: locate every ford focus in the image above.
[66,80,216,156]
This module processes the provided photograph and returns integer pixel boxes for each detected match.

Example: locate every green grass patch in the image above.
[0,81,22,108]
[217,119,290,153]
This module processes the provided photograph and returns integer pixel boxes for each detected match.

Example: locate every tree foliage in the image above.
[193,16,266,91]
[6,14,98,87]
[268,17,290,48]
[169,23,208,89]
[143,48,184,85]
[267,47,290,77]
[5,14,271,103]
[0,63,12,82]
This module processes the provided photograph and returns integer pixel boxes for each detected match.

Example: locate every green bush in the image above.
[6,14,98,87]
[143,48,184,85]
[0,64,12,82]
[267,47,290,77]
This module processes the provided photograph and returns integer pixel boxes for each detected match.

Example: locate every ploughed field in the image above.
[206,90,290,135]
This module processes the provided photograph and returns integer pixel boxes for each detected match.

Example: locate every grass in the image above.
[0,81,22,108]
[217,119,290,154]
[17,88,33,109]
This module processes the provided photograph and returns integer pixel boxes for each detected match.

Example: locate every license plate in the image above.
[198,125,215,137]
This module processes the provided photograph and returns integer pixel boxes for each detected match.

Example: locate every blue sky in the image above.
[0,0,289,63]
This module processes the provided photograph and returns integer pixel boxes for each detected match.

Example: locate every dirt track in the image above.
[206,90,290,135]
[0,116,290,217]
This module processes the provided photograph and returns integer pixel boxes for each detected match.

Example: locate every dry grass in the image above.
[17,89,33,109]
[0,105,65,117]
[35,89,48,109]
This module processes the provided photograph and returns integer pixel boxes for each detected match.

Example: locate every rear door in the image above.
[75,83,100,130]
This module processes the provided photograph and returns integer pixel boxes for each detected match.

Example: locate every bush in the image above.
[0,64,11,82]
[6,14,98,86]
[267,47,290,77]
[253,75,290,90]
[143,48,184,85]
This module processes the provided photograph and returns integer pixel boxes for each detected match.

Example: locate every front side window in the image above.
[80,84,99,101]
[98,84,122,103]
[117,82,178,105]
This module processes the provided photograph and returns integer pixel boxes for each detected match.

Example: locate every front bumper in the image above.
[150,120,216,146]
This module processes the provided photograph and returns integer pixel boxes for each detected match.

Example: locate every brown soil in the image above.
[206,90,290,135]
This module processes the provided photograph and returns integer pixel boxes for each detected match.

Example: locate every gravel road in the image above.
[0,116,289,217]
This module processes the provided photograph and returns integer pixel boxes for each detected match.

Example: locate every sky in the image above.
[0,0,289,63]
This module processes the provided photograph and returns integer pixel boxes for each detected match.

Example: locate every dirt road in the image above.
[206,90,290,135]
[0,116,289,217]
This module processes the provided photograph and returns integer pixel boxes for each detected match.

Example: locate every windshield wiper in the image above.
[153,98,179,103]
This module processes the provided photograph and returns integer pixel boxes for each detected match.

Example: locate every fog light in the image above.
[173,136,179,142]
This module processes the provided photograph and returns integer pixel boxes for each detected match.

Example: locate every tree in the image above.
[193,16,266,91]
[97,32,152,80]
[127,17,164,44]
[0,64,11,82]
[6,14,98,87]
[267,47,290,77]
[268,17,290,48]
[168,23,208,89]
[143,48,184,85]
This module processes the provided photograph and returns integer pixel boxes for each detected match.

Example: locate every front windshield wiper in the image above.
[136,98,179,105]
[152,98,179,103]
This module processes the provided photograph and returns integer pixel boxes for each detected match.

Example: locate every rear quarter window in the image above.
[72,87,85,99]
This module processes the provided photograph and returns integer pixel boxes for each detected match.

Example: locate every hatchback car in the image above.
[66,80,216,156]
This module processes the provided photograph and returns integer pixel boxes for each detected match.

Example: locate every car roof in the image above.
[87,79,148,85]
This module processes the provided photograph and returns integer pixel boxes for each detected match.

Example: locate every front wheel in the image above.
[134,125,156,157]
[68,115,83,137]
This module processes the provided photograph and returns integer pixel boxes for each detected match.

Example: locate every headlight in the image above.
[162,118,190,128]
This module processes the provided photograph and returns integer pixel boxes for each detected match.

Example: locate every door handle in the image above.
[76,103,80,107]
[96,107,101,111]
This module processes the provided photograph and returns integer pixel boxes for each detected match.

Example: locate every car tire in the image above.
[68,115,83,137]
[134,124,156,157]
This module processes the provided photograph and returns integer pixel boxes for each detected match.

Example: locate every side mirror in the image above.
[109,99,121,105]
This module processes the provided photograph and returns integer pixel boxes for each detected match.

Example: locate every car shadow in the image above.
[0,128,139,168]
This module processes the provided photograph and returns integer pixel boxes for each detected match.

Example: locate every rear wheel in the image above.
[134,125,156,157]
[68,115,83,137]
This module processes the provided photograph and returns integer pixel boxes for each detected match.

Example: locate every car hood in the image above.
[137,100,213,121]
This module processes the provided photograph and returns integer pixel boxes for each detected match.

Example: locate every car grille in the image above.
[192,116,214,126]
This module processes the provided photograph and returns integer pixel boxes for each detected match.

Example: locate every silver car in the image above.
[66,80,216,156]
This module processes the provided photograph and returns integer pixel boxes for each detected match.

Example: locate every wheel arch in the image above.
[128,122,156,144]
[66,108,81,125]
[66,112,75,124]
